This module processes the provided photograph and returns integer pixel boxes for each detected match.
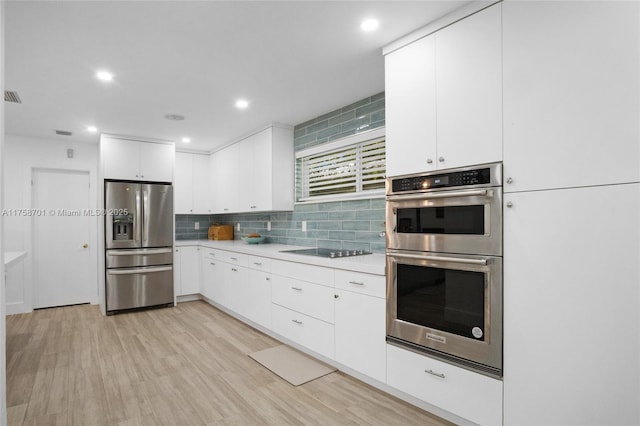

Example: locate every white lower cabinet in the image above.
[334,270,386,382]
[175,246,200,296]
[387,344,503,425]
[200,254,219,301]
[271,304,334,359]
[334,289,386,383]
[242,258,272,329]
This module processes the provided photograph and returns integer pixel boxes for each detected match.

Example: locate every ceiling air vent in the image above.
[4,90,22,103]
[55,130,73,136]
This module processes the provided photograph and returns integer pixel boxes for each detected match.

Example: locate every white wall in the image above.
[3,134,100,314]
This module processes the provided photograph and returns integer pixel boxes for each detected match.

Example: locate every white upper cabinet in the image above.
[101,136,174,182]
[384,3,502,177]
[174,152,193,214]
[211,125,293,214]
[435,4,502,170]
[503,1,640,192]
[385,36,437,177]
[175,152,212,214]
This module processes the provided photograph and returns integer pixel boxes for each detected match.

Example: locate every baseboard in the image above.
[5,302,31,315]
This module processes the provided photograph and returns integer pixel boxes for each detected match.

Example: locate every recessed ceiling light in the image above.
[361,18,379,32]
[96,70,113,82]
[87,126,98,133]
[181,137,191,143]
[165,114,185,121]
[235,99,249,110]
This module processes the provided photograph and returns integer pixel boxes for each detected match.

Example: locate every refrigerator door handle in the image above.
[143,190,149,244]
[107,248,173,256]
[134,190,141,244]
[107,266,173,275]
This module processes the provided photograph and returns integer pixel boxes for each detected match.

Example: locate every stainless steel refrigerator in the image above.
[104,181,174,314]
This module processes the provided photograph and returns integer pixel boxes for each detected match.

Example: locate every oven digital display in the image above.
[391,167,491,193]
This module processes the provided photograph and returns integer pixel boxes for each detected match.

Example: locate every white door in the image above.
[33,169,92,308]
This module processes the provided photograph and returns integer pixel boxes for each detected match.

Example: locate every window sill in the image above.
[296,189,385,205]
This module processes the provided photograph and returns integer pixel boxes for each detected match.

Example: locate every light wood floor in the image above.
[6,301,452,426]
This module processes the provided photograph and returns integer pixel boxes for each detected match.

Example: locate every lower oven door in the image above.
[106,265,174,313]
[386,249,502,376]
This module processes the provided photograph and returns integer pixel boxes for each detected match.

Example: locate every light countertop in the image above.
[175,240,385,275]
[4,251,27,268]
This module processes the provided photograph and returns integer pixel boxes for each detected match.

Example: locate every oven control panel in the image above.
[391,167,492,193]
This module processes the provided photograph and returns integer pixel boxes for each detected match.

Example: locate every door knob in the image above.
[426,158,433,164]
[82,243,89,248]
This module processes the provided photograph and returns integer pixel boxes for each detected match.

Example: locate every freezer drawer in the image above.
[106,247,173,268]
[106,265,174,312]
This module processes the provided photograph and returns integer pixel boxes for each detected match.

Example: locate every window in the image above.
[296,129,386,202]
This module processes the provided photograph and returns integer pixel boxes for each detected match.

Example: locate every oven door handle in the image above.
[388,252,491,266]
[387,189,492,202]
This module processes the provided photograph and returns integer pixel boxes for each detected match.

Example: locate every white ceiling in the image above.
[5,0,469,152]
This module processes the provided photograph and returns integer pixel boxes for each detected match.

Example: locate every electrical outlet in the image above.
[301,220,307,232]
[267,221,271,231]
[194,222,199,230]
[236,223,241,231]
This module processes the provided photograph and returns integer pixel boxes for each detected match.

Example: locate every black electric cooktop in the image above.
[280,248,372,258]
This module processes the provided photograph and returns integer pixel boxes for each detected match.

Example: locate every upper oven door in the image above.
[386,187,502,256]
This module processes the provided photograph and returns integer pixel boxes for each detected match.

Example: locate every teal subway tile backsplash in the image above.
[175,92,386,252]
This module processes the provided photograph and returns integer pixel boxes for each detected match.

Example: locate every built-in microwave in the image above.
[386,163,502,256]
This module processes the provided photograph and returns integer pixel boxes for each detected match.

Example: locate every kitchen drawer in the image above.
[334,270,385,298]
[271,304,334,359]
[218,251,248,266]
[202,248,224,261]
[271,260,333,286]
[248,255,271,272]
[271,275,334,323]
[386,344,503,425]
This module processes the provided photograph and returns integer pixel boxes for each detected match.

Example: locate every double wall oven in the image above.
[386,163,503,377]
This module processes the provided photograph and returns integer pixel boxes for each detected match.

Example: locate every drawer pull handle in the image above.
[253,262,262,266]
[291,319,303,325]
[231,268,238,272]
[349,281,365,286]
[291,287,303,291]
[424,369,445,379]
[210,262,215,266]
[266,277,270,281]
[230,257,238,261]
[209,252,215,256]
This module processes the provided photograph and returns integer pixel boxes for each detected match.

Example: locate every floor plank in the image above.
[7,301,453,426]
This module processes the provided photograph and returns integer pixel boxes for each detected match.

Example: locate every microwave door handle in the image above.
[387,189,492,202]
[389,252,490,266]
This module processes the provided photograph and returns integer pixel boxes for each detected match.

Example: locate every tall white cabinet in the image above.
[385,3,502,177]
[500,1,640,424]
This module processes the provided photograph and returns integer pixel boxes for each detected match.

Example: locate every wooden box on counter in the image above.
[208,225,234,240]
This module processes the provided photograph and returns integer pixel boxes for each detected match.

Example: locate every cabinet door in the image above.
[201,257,220,301]
[102,137,140,180]
[192,154,212,214]
[174,152,193,214]
[220,262,244,312]
[248,129,273,212]
[385,35,437,177]
[244,269,272,329]
[503,184,640,425]
[503,1,640,192]
[334,290,386,383]
[213,144,240,213]
[179,246,200,296]
[139,142,174,182]
[435,3,502,169]
[174,248,182,296]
